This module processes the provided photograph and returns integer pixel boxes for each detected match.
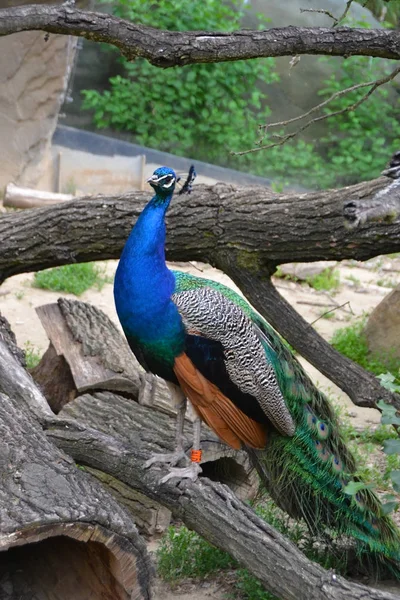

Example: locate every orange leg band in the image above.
[191,449,202,463]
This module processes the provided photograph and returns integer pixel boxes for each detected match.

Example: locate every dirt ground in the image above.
[1,255,400,599]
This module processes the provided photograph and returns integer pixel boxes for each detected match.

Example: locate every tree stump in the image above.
[0,315,152,600]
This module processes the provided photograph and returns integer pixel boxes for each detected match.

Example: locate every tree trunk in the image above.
[48,391,400,600]
[0,178,398,285]
[0,330,152,600]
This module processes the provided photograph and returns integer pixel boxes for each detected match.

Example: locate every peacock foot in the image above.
[144,449,189,470]
[160,462,202,484]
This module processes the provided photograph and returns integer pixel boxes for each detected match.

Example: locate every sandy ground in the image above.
[1,255,400,599]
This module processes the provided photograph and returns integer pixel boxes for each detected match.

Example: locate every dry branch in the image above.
[4,183,74,209]
[237,64,400,154]
[0,4,400,66]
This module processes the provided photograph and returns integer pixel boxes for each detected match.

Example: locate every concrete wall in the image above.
[0,30,77,191]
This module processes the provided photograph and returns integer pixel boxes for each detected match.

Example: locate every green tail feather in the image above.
[253,316,400,578]
[173,271,400,577]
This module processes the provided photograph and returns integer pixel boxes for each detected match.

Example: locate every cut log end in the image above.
[0,523,147,600]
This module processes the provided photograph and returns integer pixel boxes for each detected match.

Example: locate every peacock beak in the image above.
[147,174,160,184]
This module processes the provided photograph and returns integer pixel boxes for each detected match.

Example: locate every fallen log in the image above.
[1,307,399,600]
[4,182,74,209]
[0,328,152,600]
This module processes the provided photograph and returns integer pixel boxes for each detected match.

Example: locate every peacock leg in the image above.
[160,417,203,483]
[144,398,189,469]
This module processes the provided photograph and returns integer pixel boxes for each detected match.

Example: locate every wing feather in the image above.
[174,353,267,449]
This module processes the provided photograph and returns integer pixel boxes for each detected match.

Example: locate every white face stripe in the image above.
[147,172,176,187]
[163,178,175,188]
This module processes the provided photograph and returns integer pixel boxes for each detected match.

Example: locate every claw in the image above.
[144,449,189,469]
[160,462,202,484]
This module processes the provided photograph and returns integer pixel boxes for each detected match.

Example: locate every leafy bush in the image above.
[33,262,112,296]
[82,0,278,176]
[82,4,400,188]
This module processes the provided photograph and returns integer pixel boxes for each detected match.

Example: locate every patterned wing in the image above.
[173,286,295,437]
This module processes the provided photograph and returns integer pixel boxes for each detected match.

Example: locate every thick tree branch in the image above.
[0,4,400,66]
[1,177,399,409]
[0,178,399,284]
[47,393,400,600]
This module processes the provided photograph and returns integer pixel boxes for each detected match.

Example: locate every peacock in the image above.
[114,165,400,577]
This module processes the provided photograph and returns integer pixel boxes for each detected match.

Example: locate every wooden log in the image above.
[1,310,398,600]
[0,343,152,599]
[4,182,74,209]
[48,391,400,600]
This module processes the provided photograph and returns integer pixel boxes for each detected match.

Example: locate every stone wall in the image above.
[0,29,77,191]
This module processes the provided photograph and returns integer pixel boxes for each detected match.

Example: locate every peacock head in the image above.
[147,166,177,197]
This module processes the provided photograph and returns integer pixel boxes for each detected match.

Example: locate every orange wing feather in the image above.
[174,353,267,450]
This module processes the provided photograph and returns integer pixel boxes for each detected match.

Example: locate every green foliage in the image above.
[156,525,235,582]
[33,262,113,296]
[330,319,399,376]
[306,268,340,292]
[24,341,41,369]
[82,0,278,174]
[235,569,278,600]
[156,498,347,597]
[82,2,400,189]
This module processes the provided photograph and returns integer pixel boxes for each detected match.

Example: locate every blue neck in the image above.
[114,192,184,356]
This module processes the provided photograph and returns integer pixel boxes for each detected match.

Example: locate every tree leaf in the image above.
[383,439,400,455]
[390,470,400,493]
[343,481,375,496]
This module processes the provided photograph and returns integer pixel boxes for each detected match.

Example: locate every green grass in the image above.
[156,526,236,582]
[156,496,348,598]
[274,267,340,293]
[306,269,340,292]
[156,524,280,598]
[330,319,399,376]
[33,262,113,296]
[24,341,41,369]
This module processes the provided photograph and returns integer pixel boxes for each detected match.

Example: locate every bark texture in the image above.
[1,302,400,600]
[0,349,152,600]
[0,4,400,66]
[48,391,400,600]
[1,178,398,284]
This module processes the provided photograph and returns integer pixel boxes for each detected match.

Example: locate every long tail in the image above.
[249,316,400,578]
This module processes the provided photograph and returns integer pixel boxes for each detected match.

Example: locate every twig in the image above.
[309,301,351,326]
[300,8,338,24]
[335,0,355,27]
[233,63,400,156]
[296,300,337,307]
[300,1,355,27]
